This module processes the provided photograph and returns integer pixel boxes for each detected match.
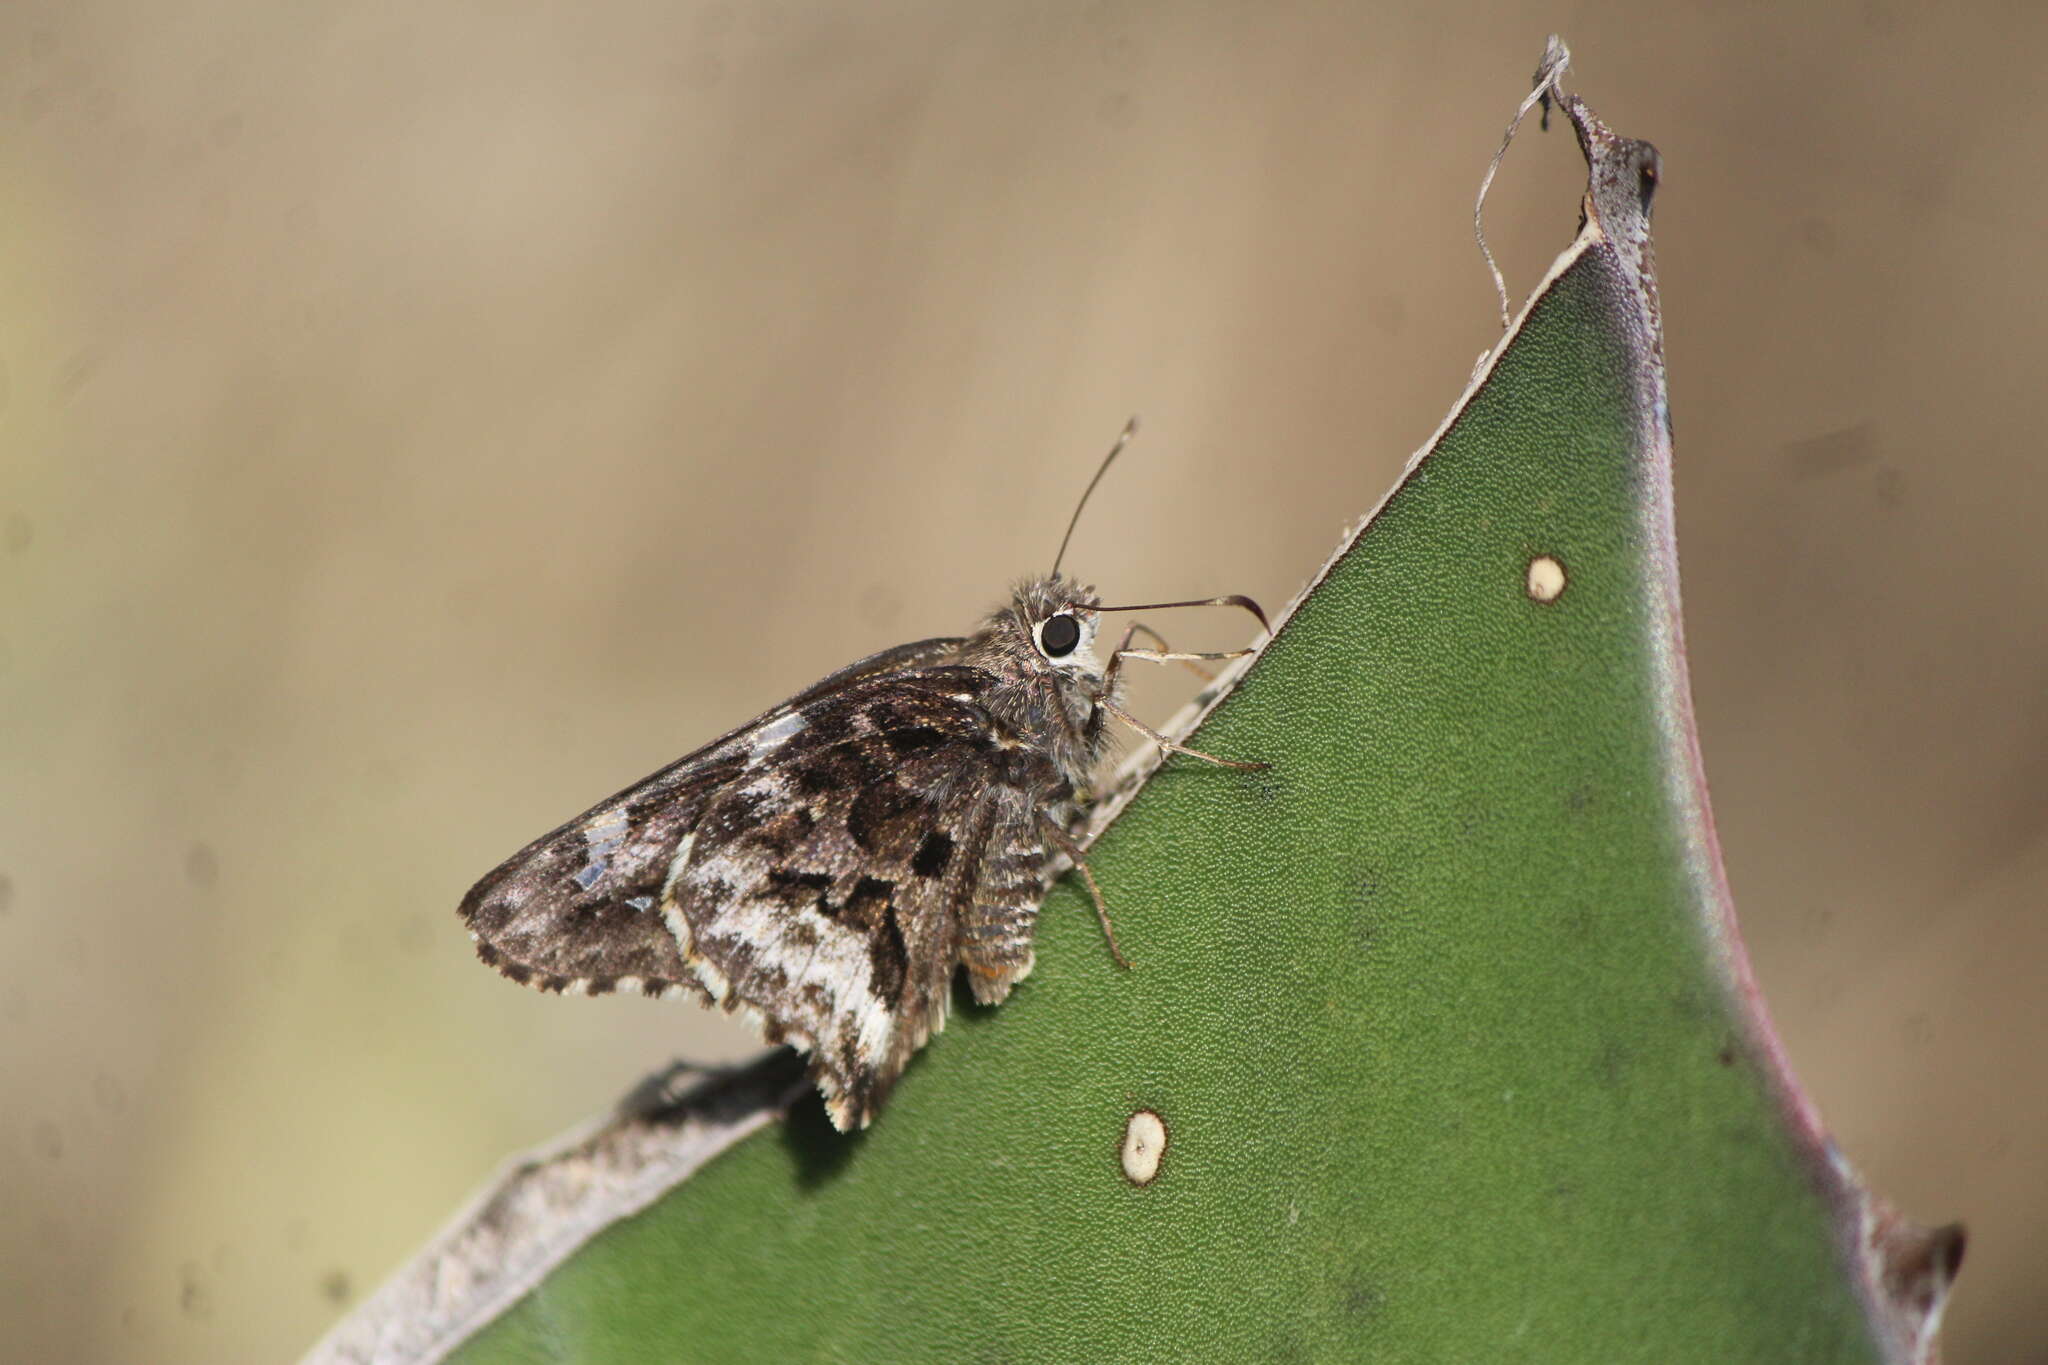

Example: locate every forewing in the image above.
[669,667,1046,1129]
[458,748,747,997]
[457,639,962,998]
[779,637,964,709]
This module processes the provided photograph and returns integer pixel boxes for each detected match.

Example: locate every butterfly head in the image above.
[1011,572,1106,682]
[951,572,1117,783]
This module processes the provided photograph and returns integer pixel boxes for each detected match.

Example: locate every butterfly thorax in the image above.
[949,573,1120,792]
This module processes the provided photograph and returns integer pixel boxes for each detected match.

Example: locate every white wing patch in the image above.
[746,710,807,757]
[573,808,632,891]
[658,829,707,993]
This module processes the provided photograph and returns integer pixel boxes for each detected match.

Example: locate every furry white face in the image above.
[1030,604,1104,680]
[1001,572,1107,691]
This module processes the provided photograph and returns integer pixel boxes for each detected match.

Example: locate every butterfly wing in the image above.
[670,666,1058,1129]
[458,638,965,999]
[458,641,1064,1128]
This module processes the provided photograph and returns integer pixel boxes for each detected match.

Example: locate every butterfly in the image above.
[458,422,1267,1129]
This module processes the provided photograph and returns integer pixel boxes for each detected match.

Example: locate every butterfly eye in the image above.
[1039,613,1081,658]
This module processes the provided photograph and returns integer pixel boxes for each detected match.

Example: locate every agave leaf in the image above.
[310,46,1958,1365]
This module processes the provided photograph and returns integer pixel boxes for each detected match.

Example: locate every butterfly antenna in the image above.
[1051,416,1138,579]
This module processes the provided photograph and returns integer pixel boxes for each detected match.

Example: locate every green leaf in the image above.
[313,52,1959,1365]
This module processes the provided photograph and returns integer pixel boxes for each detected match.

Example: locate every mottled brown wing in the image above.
[457,637,965,1000]
[668,666,1063,1129]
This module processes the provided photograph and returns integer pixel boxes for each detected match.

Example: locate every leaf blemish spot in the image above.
[1525,554,1567,603]
[1121,1108,1168,1186]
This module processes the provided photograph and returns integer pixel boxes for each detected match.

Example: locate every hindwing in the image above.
[669,666,1059,1128]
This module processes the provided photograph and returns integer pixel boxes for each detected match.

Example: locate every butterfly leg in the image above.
[1106,621,1229,683]
[1097,698,1269,772]
[1096,624,1266,771]
[1102,623,1254,698]
[1039,814,1131,970]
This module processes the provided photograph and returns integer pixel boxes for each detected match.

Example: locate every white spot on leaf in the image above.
[1121,1109,1168,1186]
[1526,554,1567,603]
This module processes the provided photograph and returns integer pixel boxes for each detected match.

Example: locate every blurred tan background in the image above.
[0,4,2040,1362]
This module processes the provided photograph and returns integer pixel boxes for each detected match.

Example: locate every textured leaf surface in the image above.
[422,83,1940,1365]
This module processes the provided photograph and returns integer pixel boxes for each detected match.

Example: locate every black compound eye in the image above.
[1039,613,1081,658]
